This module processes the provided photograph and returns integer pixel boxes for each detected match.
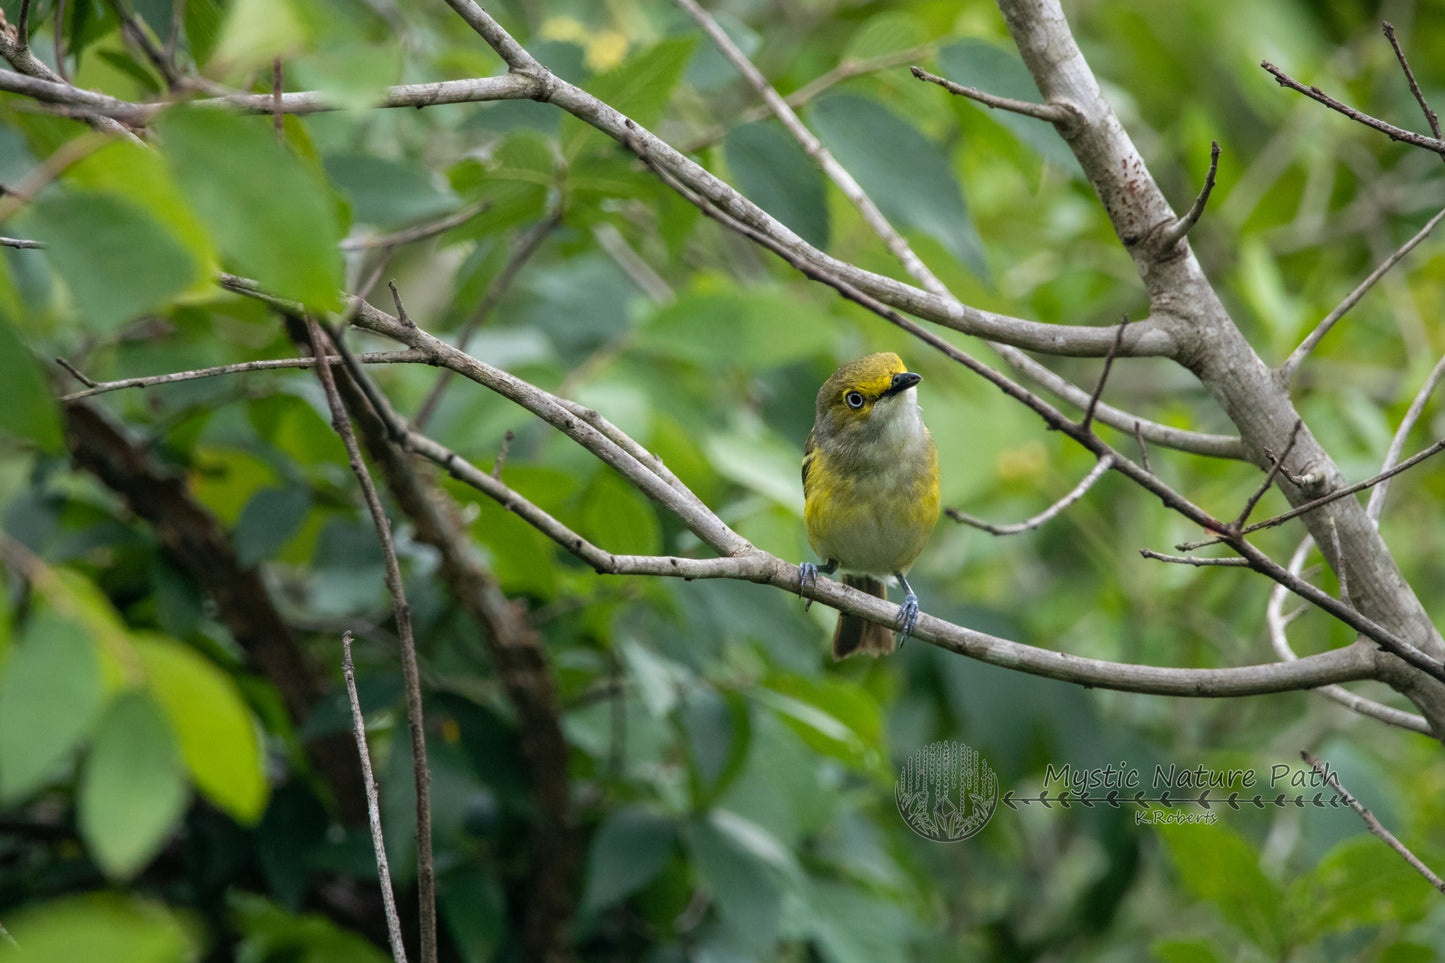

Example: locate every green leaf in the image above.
[3,892,196,963]
[564,36,698,159]
[811,94,988,279]
[79,690,188,879]
[843,11,924,61]
[1287,834,1433,936]
[136,634,268,823]
[724,121,830,249]
[324,154,459,231]
[22,190,199,331]
[231,891,392,963]
[209,0,308,74]
[0,610,105,802]
[682,688,751,807]
[580,805,677,914]
[687,809,788,953]
[1149,939,1224,963]
[0,316,62,451]
[804,879,911,963]
[235,486,311,566]
[66,139,217,279]
[438,865,506,963]
[158,107,343,310]
[1156,822,1283,955]
[582,470,662,556]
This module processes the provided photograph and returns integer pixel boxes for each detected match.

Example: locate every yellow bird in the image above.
[800,352,941,659]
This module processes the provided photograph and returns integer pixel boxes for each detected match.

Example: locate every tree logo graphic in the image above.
[895,741,999,842]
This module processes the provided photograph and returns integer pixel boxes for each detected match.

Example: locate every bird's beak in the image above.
[883,371,922,397]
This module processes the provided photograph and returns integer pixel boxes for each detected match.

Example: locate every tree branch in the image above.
[949,456,1113,535]
[303,319,437,963]
[910,65,1080,125]
[341,632,409,963]
[1154,140,1220,250]
[1261,60,1445,156]
[1280,203,1445,384]
[1302,749,1445,892]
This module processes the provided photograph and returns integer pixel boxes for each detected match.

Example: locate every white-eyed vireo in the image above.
[799,352,941,659]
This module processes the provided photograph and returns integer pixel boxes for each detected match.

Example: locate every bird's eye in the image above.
[844,391,865,409]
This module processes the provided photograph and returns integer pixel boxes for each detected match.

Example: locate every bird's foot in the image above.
[895,591,920,647]
[799,562,817,610]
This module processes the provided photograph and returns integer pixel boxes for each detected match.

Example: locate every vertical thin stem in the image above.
[305,318,437,963]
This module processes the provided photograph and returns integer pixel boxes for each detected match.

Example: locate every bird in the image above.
[799,352,940,659]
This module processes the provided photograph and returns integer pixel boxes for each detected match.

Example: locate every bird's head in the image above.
[814,352,924,444]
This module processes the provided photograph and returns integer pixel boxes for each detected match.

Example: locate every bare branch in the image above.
[683,41,942,152]
[1368,352,1445,525]
[0,235,43,249]
[1243,435,1445,537]
[1139,549,1249,567]
[1233,419,1302,529]
[1081,317,1127,434]
[1302,749,1445,892]
[1133,420,1151,473]
[339,201,490,251]
[304,319,437,963]
[677,0,948,298]
[948,456,1113,535]
[1281,203,1445,384]
[1155,140,1220,250]
[1261,60,1445,156]
[341,631,409,963]
[1382,22,1441,142]
[910,66,1079,124]
[57,351,426,401]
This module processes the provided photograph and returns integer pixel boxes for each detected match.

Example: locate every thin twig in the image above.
[339,200,490,251]
[676,0,948,298]
[1081,317,1127,434]
[1139,549,1250,567]
[55,356,98,387]
[1243,435,1445,537]
[272,58,284,140]
[1382,22,1441,141]
[681,41,942,152]
[1133,420,1151,474]
[53,0,68,82]
[1155,141,1220,249]
[388,280,412,327]
[910,65,1078,125]
[57,351,426,401]
[1261,60,1445,156]
[1302,749,1445,892]
[1233,420,1302,529]
[341,631,409,963]
[1281,203,1445,383]
[492,430,514,479]
[0,236,42,249]
[948,455,1113,535]
[1367,352,1445,525]
[17,0,32,50]
[304,319,437,963]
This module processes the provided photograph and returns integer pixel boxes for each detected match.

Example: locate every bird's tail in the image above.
[832,575,894,660]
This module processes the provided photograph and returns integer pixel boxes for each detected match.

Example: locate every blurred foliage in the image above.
[1,0,1445,960]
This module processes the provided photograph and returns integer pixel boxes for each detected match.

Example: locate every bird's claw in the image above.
[798,562,817,610]
[895,591,920,647]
